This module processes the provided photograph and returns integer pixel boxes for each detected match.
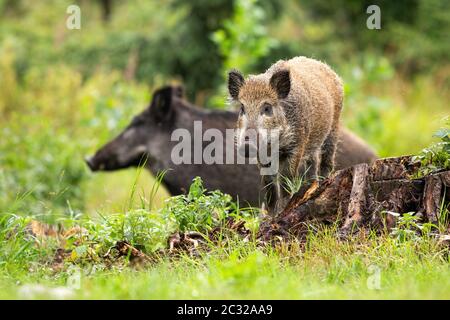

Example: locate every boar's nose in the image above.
[243,128,259,143]
[238,143,258,159]
[85,156,97,171]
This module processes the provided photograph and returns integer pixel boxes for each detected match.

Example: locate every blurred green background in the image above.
[0,0,448,218]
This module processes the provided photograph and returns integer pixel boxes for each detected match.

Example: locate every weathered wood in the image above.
[421,175,442,225]
[115,241,153,264]
[341,163,370,233]
[440,171,450,187]
[259,167,354,240]
[259,156,450,241]
[370,156,417,181]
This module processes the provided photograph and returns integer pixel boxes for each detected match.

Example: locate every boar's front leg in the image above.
[262,175,290,216]
[320,127,338,178]
[298,152,320,184]
[284,152,320,201]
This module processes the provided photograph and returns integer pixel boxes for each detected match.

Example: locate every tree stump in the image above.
[259,156,450,241]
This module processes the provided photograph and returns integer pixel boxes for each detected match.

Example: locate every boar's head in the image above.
[85,85,183,172]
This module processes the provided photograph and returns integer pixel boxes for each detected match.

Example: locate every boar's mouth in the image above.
[85,152,149,172]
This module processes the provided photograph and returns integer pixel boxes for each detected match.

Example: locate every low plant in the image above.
[413,118,450,177]
[162,177,237,233]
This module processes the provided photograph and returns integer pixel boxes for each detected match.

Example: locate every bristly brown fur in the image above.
[229,56,344,215]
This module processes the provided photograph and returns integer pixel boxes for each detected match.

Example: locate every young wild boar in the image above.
[228,57,344,214]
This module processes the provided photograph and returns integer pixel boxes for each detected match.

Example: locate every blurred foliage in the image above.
[164,0,234,101]
[0,38,149,216]
[0,0,448,100]
[210,0,278,107]
[212,0,277,73]
[340,54,395,154]
[287,0,449,75]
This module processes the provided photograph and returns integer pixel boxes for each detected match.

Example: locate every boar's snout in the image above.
[85,155,111,171]
[85,156,99,171]
[238,142,258,159]
[237,129,258,159]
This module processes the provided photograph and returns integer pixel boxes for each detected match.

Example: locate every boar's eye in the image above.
[239,104,245,115]
[261,103,273,116]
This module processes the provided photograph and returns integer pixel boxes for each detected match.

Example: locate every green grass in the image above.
[1,175,449,300]
[1,222,449,299]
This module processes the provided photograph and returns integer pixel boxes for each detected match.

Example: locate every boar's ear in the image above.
[270,69,290,99]
[228,69,245,100]
[172,85,185,99]
[150,86,174,122]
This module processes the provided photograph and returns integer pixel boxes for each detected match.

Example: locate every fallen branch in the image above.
[115,240,153,265]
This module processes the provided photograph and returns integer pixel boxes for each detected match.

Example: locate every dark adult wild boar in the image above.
[86,85,377,206]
